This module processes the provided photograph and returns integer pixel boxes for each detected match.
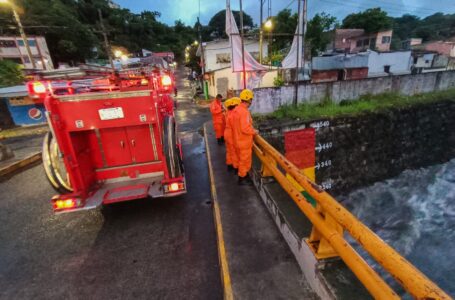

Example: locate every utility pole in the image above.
[8,3,36,69]
[98,9,115,70]
[239,0,246,89]
[303,0,308,58]
[198,16,208,100]
[259,0,265,64]
[293,0,302,107]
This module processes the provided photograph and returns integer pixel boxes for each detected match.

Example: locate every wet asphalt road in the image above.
[0,68,221,299]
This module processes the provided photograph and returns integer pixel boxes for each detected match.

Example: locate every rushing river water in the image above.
[339,158,455,297]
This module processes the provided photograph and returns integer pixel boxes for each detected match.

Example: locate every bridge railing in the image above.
[253,134,451,300]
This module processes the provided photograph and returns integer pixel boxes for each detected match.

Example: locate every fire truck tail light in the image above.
[161,75,172,86]
[164,182,185,193]
[31,81,47,94]
[52,198,82,211]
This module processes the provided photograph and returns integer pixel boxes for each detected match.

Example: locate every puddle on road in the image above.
[180,131,206,157]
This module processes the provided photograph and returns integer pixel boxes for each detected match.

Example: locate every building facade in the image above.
[402,38,422,50]
[367,51,412,77]
[331,29,393,53]
[200,39,275,97]
[0,36,53,70]
[312,52,369,83]
[312,50,412,82]
[201,39,268,72]
[424,41,455,57]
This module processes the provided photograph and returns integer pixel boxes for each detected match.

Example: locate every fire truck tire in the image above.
[42,132,72,194]
[163,116,183,178]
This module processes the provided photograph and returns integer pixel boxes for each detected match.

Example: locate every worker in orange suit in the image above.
[224,97,241,173]
[210,94,226,145]
[232,89,257,185]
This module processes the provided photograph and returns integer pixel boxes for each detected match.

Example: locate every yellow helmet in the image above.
[239,89,254,102]
[224,99,232,108]
[231,97,241,106]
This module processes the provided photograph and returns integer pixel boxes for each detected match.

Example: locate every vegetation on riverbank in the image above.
[256,88,455,122]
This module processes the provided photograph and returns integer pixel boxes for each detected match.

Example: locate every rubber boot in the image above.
[238,174,253,186]
[233,168,238,175]
[227,165,234,172]
[217,138,223,145]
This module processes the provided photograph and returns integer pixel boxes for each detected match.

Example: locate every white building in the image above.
[0,36,53,70]
[367,50,412,77]
[201,39,268,72]
[199,39,276,97]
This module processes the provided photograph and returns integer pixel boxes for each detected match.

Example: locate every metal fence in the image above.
[253,134,451,299]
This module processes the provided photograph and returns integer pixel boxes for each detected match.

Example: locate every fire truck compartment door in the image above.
[99,127,133,167]
[125,125,157,163]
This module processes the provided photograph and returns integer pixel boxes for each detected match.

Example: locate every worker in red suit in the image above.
[210,94,226,145]
[232,89,257,185]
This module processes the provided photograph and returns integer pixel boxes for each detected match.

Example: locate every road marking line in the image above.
[204,123,234,300]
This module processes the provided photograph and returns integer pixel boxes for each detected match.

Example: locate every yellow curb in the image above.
[204,123,234,300]
[0,152,42,178]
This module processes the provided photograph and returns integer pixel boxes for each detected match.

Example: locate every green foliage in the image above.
[268,10,338,56]
[0,60,25,87]
[392,13,455,45]
[208,9,253,38]
[270,9,298,52]
[273,74,284,87]
[342,8,392,33]
[265,89,455,121]
[0,0,198,65]
[306,13,338,56]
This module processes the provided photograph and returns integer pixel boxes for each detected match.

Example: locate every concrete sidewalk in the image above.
[204,122,318,300]
[0,133,45,178]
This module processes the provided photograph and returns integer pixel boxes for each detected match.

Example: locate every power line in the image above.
[317,0,445,16]
[284,0,297,10]
[356,0,449,14]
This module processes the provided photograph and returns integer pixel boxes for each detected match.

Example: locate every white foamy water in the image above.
[340,158,455,297]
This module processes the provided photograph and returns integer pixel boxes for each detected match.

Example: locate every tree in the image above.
[391,12,455,49]
[342,8,392,33]
[208,9,254,38]
[0,60,24,87]
[269,9,298,52]
[306,13,338,56]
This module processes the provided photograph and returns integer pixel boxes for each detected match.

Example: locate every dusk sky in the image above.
[115,0,455,26]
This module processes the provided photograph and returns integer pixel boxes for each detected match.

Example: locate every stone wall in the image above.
[257,100,455,195]
[251,70,455,114]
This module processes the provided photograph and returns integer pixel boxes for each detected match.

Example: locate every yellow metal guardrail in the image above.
[253,134,451,300]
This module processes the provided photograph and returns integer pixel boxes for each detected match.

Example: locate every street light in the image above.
[114,50,123,58]
[0,0,36,69]
[264,19,273,30]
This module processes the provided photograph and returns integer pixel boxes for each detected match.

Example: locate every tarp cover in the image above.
[225,0,267,72]
[281,1,304,69]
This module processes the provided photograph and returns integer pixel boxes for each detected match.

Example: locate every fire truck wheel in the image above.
[163,116,183,178]
[42,132,73,194]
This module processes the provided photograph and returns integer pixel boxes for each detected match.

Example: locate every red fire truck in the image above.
[27,67,185,213]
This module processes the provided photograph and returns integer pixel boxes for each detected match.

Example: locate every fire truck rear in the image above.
[28,68,185,213]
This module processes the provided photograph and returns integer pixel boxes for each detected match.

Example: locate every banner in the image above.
[281,0,305,69]
[225,0,267,72]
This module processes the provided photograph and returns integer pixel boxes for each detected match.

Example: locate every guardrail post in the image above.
[260,150,276,178]
[307,208,343,259]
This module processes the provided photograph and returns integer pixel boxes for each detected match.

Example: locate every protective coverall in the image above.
[224,109,239,169]
[232,102,256,177]
[210,100,226,139]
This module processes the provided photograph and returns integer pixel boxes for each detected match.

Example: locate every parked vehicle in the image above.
[27,67,185,213]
